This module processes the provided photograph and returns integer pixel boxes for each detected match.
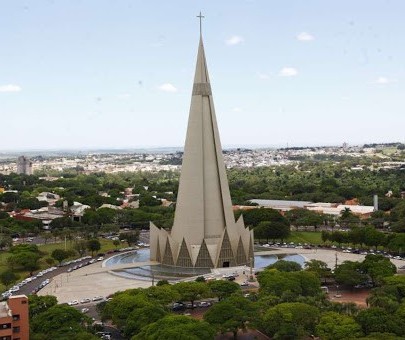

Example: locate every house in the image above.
[36,192,61,205]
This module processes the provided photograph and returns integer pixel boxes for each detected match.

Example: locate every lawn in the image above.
[286,231,323,245]
[255,231,323,246]
[37,238,120,255]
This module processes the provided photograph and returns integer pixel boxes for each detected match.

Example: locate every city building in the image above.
[0,295,29,340]
[16,157,32,176]
[150,26,254,269]
[248,199,375,217]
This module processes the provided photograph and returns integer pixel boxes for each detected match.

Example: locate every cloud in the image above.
[258,73,270,80]
[296,32,315,42]
[279,67,298,77]
[158,83,178,93]
[374,76,391,84]
[225,35,244,46]
[0,84,22,92]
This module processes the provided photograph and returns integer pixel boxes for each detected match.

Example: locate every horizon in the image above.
[2,1,405,149]
[0,141,403,157]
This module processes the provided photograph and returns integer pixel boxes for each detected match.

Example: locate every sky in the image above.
[1,0,405,151]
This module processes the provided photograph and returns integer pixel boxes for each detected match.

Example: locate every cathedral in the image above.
[150,26,254,269]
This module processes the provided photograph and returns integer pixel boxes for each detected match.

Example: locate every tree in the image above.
[330,231,349,247]
[156,280,169,286]
[100,223,120,234]
[0,211,9,219]
[139,194,161,207]
[334,261,367,288]
[30,304,96,339]
[0,270,19,287]
[173,282,208,308]
[348,227,366,247]
[339,208,360,228]
[364,227,386,250]
[1,191,19,203]
[256,221,290,241]
[204,294,256,338]
[113,239,120,248]
[267,260,301,272]
[305,259,332,283]
[119,230,139,246]
[356,307,405,336]
[208,280,241,301]
[240,208,288,228]
[51,248,69,265]
[361,254,396,286]
[49,216,73,229]
[29,295,58,318]
[0,235,12,250]
[387,234,405,254]
[7,251,40,274]
[102,293,150,328]
[86,239,101,256]
[134,315,215,340]
[366,294,399,313]
[141,286,179,309]
[316,312,363,340]
[195,276,206,282]
[286,208,324,230]
[258,269,321,298]
[123,304,167,337]
[74,240,88,256]
[260,302,320,338]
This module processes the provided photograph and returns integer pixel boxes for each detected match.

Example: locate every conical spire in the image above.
[193,37,210,84]
[149,25,254,269]
[170,33,235,246]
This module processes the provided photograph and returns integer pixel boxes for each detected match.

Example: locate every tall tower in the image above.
[150,17,253,269]
[16,156,33,175]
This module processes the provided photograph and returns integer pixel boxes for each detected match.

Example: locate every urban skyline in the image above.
[1,1,405,150]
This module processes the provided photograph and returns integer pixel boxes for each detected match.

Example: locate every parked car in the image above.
[92,296,104,302]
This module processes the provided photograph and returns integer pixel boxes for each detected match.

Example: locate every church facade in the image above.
[149,32,254,269]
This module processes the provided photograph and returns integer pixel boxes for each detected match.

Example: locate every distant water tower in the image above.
[373,194,378,211]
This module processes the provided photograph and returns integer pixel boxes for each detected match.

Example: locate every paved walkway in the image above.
[86,260,158,275]
[39,266,154,304]
[38,248,404,304]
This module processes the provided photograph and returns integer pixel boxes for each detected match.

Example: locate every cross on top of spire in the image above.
[197,11,205,36]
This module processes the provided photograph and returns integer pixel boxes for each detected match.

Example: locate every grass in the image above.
[285,231,323,245]
[38,238,123,256]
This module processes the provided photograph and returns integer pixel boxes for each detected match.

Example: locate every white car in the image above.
[81,308,89,313]
[80,298,91,304]
[68,300,79,306]
[92,296,104,302]
[198,301,211,307]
